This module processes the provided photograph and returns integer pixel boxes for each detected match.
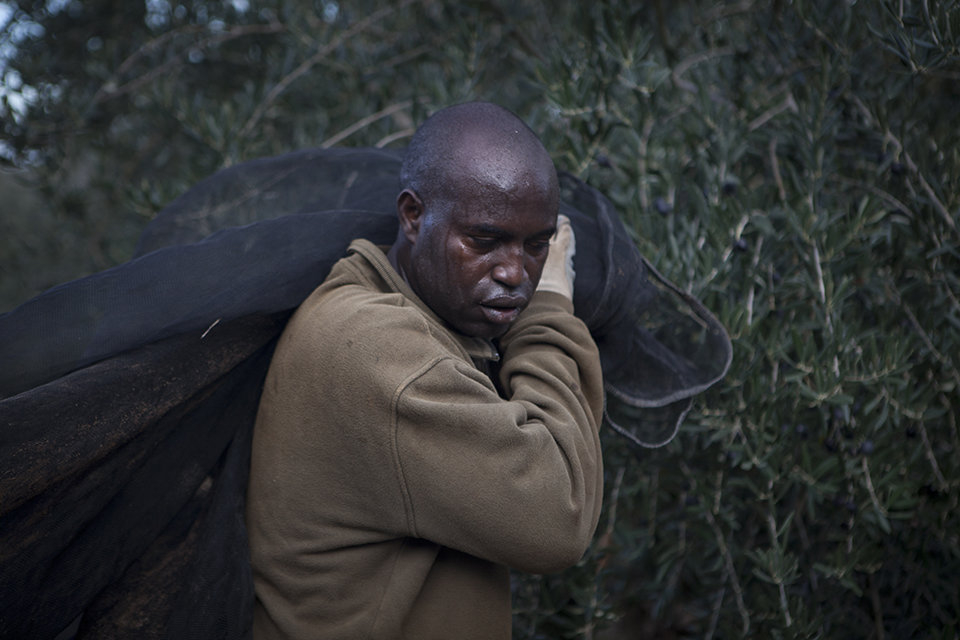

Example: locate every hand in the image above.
[536,214,575,300]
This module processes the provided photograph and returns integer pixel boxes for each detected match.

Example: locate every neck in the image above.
[386,242,409,286]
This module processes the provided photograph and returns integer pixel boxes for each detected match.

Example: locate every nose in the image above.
[491,246,525,288]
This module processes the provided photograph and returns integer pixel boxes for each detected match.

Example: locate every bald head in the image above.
[400,102,558,204]
[388,102,561,338]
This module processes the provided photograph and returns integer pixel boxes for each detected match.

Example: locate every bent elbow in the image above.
[513,523,596,575]
[508,479,603,574]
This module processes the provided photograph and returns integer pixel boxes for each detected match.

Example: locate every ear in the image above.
[396,189,425,245]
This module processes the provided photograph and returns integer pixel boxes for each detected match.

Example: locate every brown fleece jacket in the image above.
[246,239,604,640]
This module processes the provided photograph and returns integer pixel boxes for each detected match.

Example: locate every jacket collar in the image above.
[346,239,500,363]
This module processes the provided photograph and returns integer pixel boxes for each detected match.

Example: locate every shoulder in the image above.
[292,276,421,347]
[273,277,457,391]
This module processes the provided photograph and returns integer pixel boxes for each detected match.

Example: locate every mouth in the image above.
[479,295,527,325]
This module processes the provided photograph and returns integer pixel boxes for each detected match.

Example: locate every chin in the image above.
[482,327,509,340]
[482,322,514,340]
[454,321,508,340]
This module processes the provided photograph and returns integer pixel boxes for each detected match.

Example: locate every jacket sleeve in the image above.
[392,292,604,574]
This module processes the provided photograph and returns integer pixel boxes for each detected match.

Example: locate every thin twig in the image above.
[861,457,887,518]
[699,213,749,292]
[116,24,207,76]
[830,176,917,220]
[594,466,626,572]
[902,149,956,232]
[375,128,416,148]
[376,43,435,74]
[681,462,750,635]
[918,420,949,489]
[748,92,797,132]
[811,241,833,335]
[890,285,960,392]
[745,235,763,327]
[849,94,956,233]
[704,507,750,635]
[93,23,285,105]
[943,393,960,464]
[937,273,960,317]
[921,0,942,50]
[321,100,422,148]
[200,318,221,339]
[845,480,855,554]
[648,467,659,543]
[768,138,786,203]
[605,467,626,541]
[704,586,725,640]
[697,0,756,26]
[672,46,737,79]
[239,0,425,139]
[671,46,737,92]
[777,540,793,627]
[585,466,626,640]
[636,115,653,214]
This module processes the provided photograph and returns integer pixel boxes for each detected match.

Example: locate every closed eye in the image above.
[526,232,553,252]
[468,235,500,249]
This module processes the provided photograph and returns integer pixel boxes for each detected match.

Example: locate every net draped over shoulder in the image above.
[0,147,731,639]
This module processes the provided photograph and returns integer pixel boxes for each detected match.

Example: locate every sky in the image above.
[1,3,28,139]
[0,1,51,122]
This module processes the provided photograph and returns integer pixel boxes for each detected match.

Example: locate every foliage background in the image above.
[2,0,958,637]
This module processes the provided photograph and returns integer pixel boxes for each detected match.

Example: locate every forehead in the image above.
[456,128,550,184]
[434,137,557,221]
[434,170,557,233]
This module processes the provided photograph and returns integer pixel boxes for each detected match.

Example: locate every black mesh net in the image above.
[0,147,730,639]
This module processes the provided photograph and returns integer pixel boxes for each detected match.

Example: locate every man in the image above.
[246,102,604,639]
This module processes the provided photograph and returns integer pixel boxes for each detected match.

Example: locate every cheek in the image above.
[445,240,490,287]
[526,254,547,281]
[450,255,489,295]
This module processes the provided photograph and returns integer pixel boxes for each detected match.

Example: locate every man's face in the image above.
[404,175,558,339]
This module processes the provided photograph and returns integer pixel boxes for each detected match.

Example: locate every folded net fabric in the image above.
[0,147,730,639]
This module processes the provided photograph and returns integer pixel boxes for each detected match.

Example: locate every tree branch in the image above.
[238,0,427,139]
